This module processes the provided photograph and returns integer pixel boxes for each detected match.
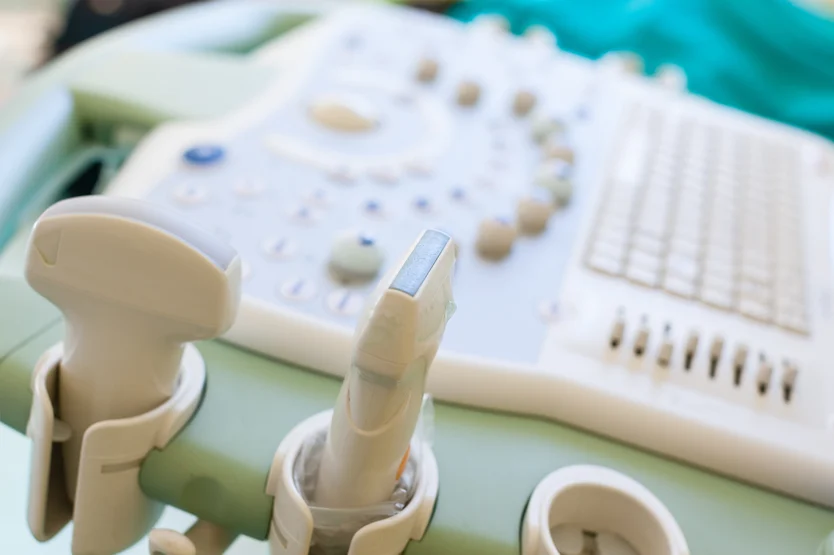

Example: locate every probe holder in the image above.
[522,465,690,555]
[266,409,439,555]
[25,342,206,555]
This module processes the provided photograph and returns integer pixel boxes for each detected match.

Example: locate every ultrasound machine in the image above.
[0,1,833,554]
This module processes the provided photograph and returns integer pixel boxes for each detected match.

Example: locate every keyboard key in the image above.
[628,250,662,272]
[739,298,772,323]
[625,263,660,288]
[587,251,624,276]
[666,253,700,281]
[777,313,810,335]
[700,285,734,310]
[632,233,665,256]
[663,275,696,299]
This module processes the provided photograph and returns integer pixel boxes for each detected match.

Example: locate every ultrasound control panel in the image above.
[105,4,834,508]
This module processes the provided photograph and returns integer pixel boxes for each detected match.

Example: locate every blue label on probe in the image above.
[390,230,449,297]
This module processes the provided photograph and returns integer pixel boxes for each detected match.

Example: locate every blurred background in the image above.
[2,0,834,139]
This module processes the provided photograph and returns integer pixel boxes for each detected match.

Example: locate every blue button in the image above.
[183,145,225,166]
[359,234,375,246]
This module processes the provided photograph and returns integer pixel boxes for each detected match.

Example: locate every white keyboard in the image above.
[103,4,834,508]
[586,104,809,335]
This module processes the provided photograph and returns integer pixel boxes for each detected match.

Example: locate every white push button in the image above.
[280,278,317,301]
[173,184,208,205]
[535,160,573,205]
[329,230,385,281]
[309,94,379,132]
[457,80,481,106]
[516,193,553,234]
[475,217,516,259]
[234,178,265,198]
[326,289,365,316]
[262,237,297,260]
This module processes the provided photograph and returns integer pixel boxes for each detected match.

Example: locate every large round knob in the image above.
[329,231,384,281]
[475,217,517,260]
[535,159,573,205]
[309,94,379,132]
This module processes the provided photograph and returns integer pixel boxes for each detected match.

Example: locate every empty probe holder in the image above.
[522,465,690,555]
[25,342,206,555]
[265,409,439,555]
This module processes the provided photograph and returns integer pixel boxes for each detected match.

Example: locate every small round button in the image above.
[531,114,567,143]
[413,196,434,215]
[456,80,481,106]
[305,188,330,207]
[450,186,469,204]
[173,184,208,205]
[262,237,297,260]
[475,217,516,260]
[654,64,687,91]
[405,158,433,177]
[368,165,400,184]
[535,159,573,205]
[523,25,558,48]
[327,165,358,184]
[309,94,379,132]
[362,199,385,218]
[183,145,224,166]
[542,135,575,164]
[288,205,320,225]
[415,57,439,83]
[538,300,561,323]
[513,90,537,117]
[601,50,644,74]
[326,289,365,317]
[280,278,317,302]
[235,178,265,198]
[472,14,509,33]
[329,231,385,282]
[517,193,554,234]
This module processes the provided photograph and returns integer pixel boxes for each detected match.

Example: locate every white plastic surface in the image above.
[522,465,689,555]
[317,230,454,508]
[101,4,834,507]
[23,196,241,501]
[26,342,206,555]
[265,410,438,555]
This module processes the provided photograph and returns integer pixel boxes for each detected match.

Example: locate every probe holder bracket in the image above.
[25,342,206,555]
[265,409,439,555]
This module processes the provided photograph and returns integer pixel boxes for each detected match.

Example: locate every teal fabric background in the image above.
[447,0,834,141]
